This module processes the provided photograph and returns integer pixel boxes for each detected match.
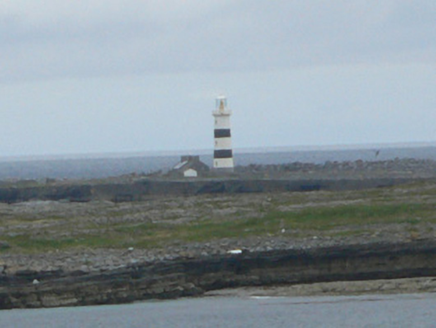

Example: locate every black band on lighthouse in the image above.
[214,129,231,138]
[214,149,233,158]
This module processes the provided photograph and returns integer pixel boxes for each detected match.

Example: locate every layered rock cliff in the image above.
[1,240,436,309]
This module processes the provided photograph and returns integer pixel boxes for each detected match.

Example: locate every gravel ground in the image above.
[1,182,435,274]
[0,223,433,274]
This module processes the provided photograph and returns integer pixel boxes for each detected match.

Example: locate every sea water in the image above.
[1,293,435,328]
[1,146,435,179]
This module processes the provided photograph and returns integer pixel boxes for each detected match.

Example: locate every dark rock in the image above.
[2,240,436,309]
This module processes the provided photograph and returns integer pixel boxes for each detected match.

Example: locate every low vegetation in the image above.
[0,181,435,253]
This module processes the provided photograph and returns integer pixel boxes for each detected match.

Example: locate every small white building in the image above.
[183,168,198,178]
[170,156,209,178]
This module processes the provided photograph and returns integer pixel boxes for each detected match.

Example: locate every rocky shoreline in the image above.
[1,172,435,309]
[206,277,436,298]
[1,239,436,309]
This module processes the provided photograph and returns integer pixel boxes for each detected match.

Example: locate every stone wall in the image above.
[1,158,435,203]
[0,177,428,204]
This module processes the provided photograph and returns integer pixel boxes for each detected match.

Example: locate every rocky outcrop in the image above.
[1,240,436,309]
[236,158,436,179]
[2,157,436,203]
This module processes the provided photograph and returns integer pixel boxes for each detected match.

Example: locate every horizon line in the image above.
[1,141,435,163]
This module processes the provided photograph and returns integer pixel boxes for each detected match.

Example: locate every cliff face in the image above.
[1,240,436,309]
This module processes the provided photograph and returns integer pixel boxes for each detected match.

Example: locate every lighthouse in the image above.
[212,96,234,171]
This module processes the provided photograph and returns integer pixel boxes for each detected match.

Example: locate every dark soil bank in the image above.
[1,240,436,309]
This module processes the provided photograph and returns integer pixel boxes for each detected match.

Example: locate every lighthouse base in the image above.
[212,167,234,174]
[213,158,234,173]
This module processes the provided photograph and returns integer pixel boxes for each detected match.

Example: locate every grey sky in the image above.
[1,1,435,157]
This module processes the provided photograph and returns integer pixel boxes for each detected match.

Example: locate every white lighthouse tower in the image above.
[212,96,234,171]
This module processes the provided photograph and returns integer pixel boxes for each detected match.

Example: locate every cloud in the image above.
[1,0,435,83]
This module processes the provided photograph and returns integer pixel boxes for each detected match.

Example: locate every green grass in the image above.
[4,235,118,252]
[1,196,435,253]
[272,203,433,229]
[176,202,435,242]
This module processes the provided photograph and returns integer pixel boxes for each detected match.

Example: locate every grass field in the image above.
[1,181,435,253]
